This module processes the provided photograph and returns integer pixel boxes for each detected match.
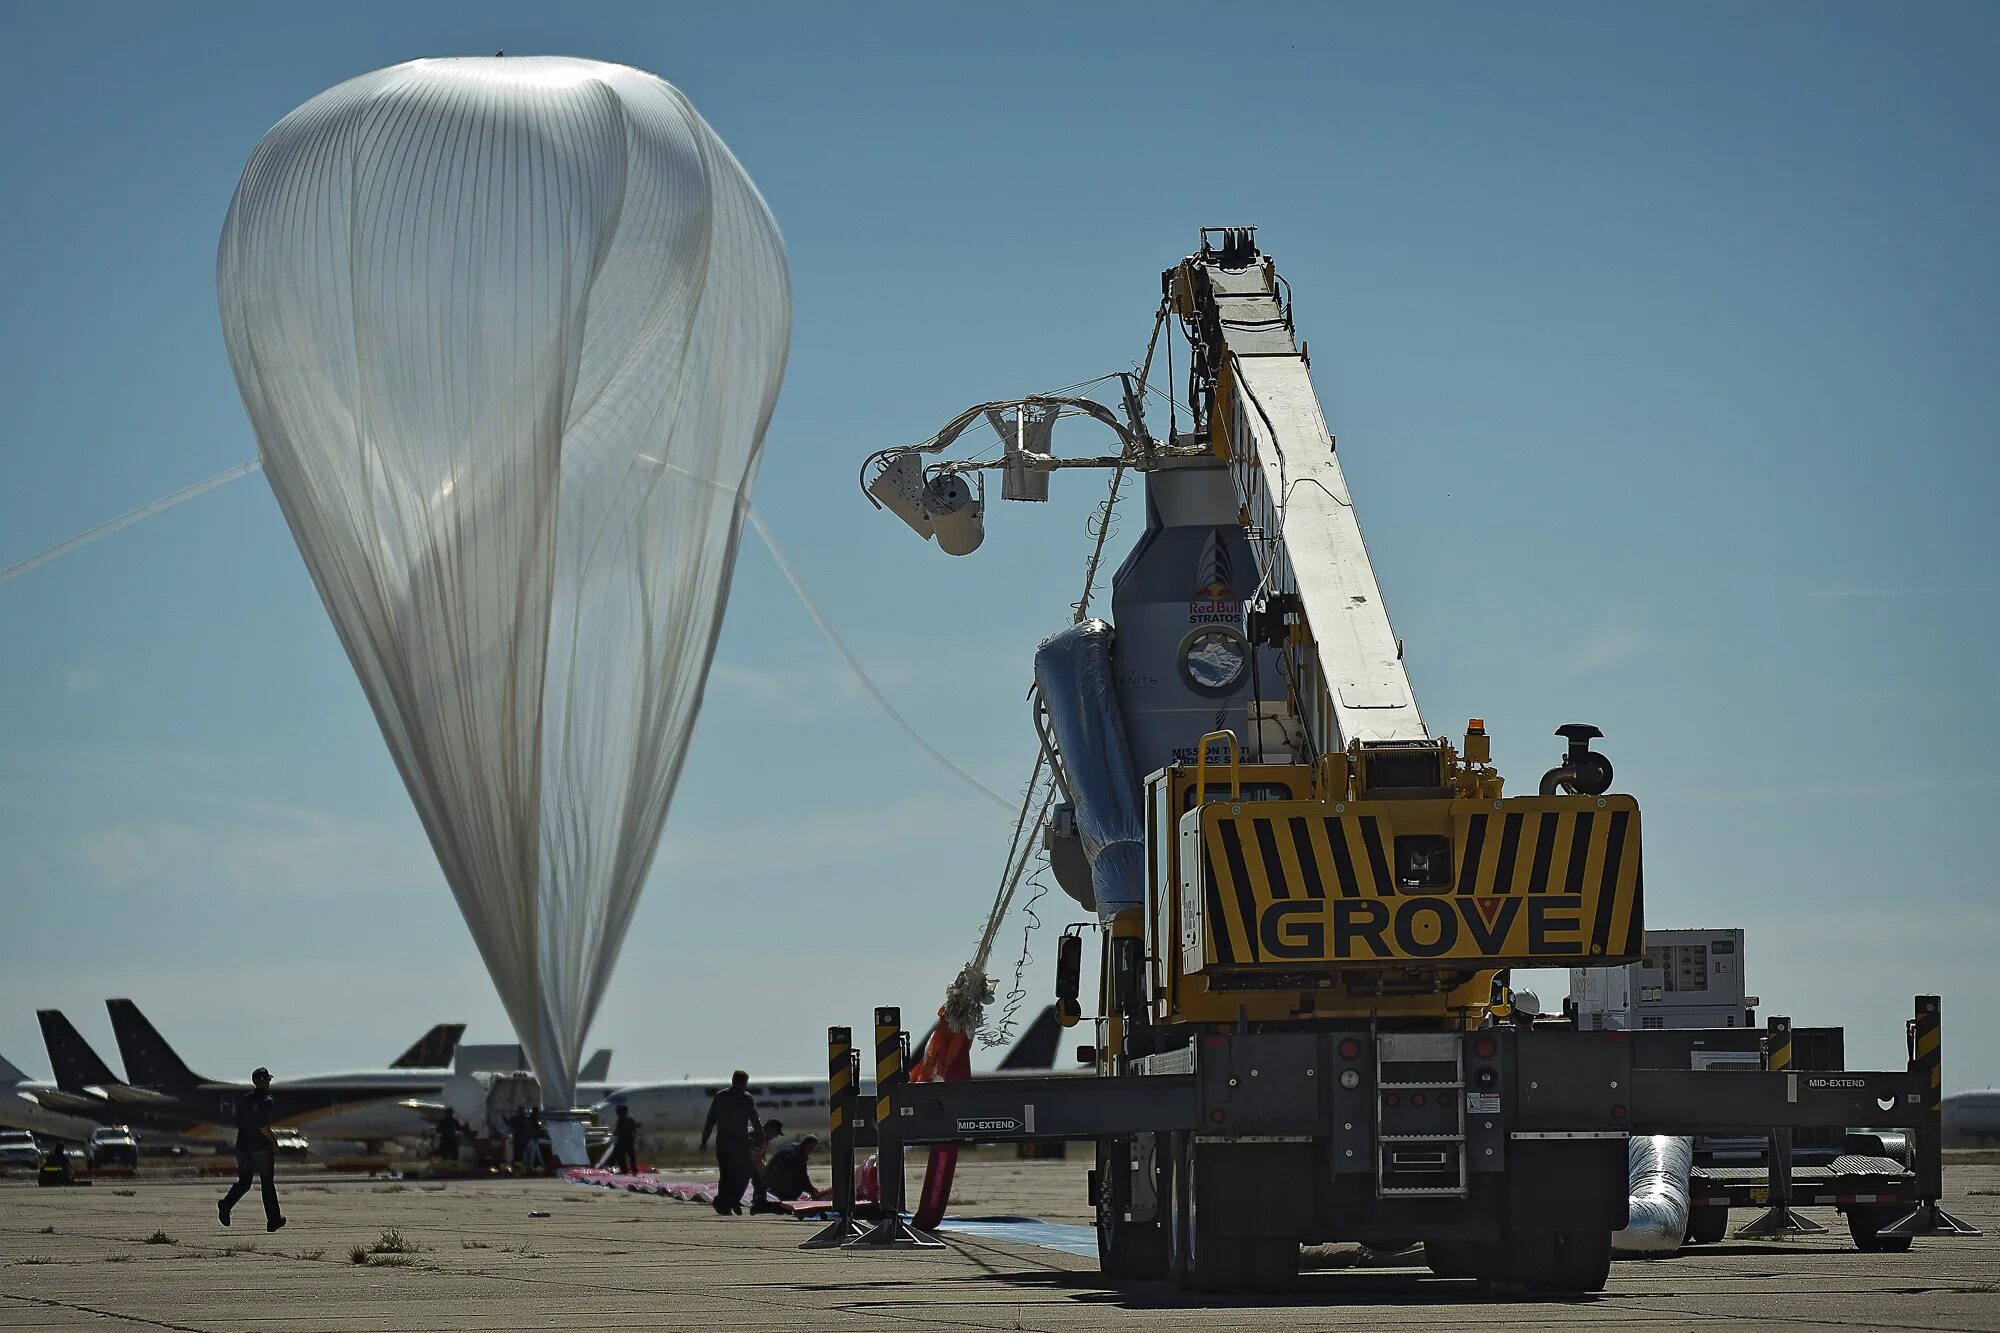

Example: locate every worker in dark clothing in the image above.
[508,1107,532,1168]
[759,1135,824,1205]
[436,1110,462,1165]
[610,1105,640,1175]
[699,1070,762,1216]
[526,1109,548,1170]
[37,1142,75,1187]
[750,1118,784,1209]
[218,1067,285,1232]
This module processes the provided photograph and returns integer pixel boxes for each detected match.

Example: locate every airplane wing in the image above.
[98,1084,180,1108]
[30,1088,110,1115]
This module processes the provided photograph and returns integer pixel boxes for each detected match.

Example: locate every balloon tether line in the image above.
[0,455,1013,815]
[0,459,262,587]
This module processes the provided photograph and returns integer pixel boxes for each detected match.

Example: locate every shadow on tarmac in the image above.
[961,1267,1607,1310]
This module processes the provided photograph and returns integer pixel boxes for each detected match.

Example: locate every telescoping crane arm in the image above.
[1167,226,1425,760]
[859,228,1639,990]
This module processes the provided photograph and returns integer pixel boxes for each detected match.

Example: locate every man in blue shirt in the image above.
[218,1067,285,1231]
[758,1135,824,1206]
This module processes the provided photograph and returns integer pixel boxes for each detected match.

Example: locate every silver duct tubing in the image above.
[1613,1135,1693,1256]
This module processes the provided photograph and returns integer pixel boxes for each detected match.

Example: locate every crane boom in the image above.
[1169,228,1425,757]
[858,226,1637,990]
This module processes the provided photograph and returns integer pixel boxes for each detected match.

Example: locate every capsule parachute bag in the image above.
[910,1011,973,1229]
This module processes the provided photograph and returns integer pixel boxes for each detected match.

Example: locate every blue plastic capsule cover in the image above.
[1033,621,1146,921]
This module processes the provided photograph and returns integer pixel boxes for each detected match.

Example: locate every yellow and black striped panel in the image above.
[1914,996,1941,1113]
[1187,795,1642,969]
[827,1027,851,1134]
[1766,1019,1793,1072]
[873,1008,901,1128]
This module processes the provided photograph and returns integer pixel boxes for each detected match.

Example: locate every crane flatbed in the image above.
[1690,1155,1913,1208]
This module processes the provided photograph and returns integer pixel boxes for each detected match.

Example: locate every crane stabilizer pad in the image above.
[1179,794,1642,970]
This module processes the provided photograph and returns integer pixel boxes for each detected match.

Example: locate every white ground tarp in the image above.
[217,56,790,1107]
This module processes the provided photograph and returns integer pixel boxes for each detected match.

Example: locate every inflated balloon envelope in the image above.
[216,57,791,1135]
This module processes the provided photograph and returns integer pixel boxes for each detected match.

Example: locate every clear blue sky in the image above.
[1,2,1994,1090]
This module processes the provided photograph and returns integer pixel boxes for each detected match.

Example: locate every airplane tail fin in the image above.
[106,999,209,1092]
[38,1010,121,1091]
[578,1049,612,1083]
[996,1005,1064,1071]
[0,1048,27,1084]
[389,1023,466,1069]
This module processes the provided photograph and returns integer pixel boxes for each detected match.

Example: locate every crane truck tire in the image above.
[1686,1205,1729,1244]
[1168,1133,1247,1292]
[1545,1230,1614,1292]
[1093,1139,1167,1281]
[1847,1206,1914,1253]
[1424,1240,1478,1280]
[1434,1229,1613,1293]
[1164,1134,1301,1293]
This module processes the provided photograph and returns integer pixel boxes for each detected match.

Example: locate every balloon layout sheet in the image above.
[217,57,791,1110]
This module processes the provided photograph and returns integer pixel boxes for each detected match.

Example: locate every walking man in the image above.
[610,1104,640,1175]
[218,1067,285,1232]
[699,1071,761,1216]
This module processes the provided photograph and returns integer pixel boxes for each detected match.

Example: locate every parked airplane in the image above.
[32,1006,477,1147]
[36,1009,199,1143]
[0,1047,104,1141]
[1944,1090,2000,1147]
[107,999,457,1145]
[106,1000,619,1148]
[310,1046,614,1144]
[590,1006,1072,1153]
[360,1041,621,1143]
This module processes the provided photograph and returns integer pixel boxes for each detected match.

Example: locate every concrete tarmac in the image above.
[4,1158,1998,1332]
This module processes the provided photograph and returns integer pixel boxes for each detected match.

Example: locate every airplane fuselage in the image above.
[594,1076,844,1151]
[1943,1090,2000,1147]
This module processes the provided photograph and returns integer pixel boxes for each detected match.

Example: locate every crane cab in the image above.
[1136,730,1643,1036]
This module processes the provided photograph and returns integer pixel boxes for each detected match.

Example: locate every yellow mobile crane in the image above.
[832,229,1971,1293]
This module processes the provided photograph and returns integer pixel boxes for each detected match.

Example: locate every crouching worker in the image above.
[37,1143,75,1187]
[753,1135,825,1211]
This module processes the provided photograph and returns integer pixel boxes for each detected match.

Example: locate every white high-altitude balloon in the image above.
[217,57,790,1109]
